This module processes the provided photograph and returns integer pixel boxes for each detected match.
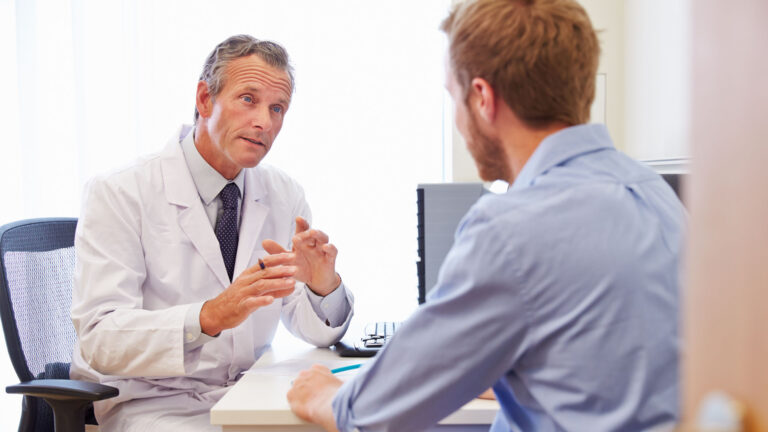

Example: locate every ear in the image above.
[469,77,497,125]
[196,81,213,119]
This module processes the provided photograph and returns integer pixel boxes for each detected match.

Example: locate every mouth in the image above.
[241,137,266,148]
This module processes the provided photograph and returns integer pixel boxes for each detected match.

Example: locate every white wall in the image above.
[581,0,625,149]
[624,0,690,161]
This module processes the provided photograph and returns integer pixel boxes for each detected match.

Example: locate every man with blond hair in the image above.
[287,0,684,430]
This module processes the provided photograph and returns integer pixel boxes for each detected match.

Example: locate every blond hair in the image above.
[441,0,600,127]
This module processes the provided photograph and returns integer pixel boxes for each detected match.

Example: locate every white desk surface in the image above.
[210,333,499,431]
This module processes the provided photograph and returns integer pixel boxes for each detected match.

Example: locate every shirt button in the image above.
[185,333,194,342]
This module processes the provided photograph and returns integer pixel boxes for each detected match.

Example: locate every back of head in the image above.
[441,0,600,128]
[193,34,294,124]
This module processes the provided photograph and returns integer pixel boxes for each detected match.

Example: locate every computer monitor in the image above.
[416,164,687,305]
[416,183,488,304]
[644,158,689,205]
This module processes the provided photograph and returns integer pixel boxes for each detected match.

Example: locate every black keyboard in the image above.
[333,321,401,357]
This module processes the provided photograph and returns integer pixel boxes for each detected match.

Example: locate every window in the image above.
[0,1,451,426]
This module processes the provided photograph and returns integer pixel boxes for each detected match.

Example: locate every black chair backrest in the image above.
[0,218,78,384]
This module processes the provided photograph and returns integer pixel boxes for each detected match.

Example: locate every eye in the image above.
[271,105,283,114]
[241,95,254,104]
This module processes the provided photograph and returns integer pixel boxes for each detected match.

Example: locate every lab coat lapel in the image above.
[234,167,270,278]
[160,137,232,289]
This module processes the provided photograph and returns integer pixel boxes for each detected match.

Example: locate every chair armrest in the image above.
[6,379,118,401]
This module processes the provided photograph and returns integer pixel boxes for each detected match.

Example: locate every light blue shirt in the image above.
[332,124,685,431]
[179,127,351,350]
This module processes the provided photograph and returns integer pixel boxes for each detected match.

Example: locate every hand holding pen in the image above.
[199,253,299,337]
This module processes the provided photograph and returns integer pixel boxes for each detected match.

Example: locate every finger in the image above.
[240,295,274,313]
[241,276,295,297]
[295,216,310,234]
[240,255,294,277]
[240,265,297,284]
[292,232,318,250]
[292,233,327,253]
[321,243,338,259]
[263,287,295,299]
[250,278,297,296]
[294,229,330,246]
[310,229,330,244]
[262,239,288,255]
[261,252,296,267]
[244,287,293,302]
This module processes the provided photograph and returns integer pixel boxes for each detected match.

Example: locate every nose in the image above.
[251,106,273,132]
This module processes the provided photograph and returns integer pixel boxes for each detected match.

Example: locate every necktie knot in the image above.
[220,183,240,209]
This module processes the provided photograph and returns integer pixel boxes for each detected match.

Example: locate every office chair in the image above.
[0,218,118,432]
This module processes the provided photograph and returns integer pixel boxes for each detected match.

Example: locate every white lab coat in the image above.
[70,127,353,429]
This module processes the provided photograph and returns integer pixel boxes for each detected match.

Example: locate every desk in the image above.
[210,336,499,431]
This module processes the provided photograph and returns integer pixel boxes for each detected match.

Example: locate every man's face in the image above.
[203,55,292,176]
[445,61,509,182]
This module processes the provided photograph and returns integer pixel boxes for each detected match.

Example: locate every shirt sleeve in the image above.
[304,282,352,327]
[331,208,532,431]
[182,301,217,351]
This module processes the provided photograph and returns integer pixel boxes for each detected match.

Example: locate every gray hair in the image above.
[194,34,295,124]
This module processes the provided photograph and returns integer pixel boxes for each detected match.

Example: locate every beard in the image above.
[466,107,510,182]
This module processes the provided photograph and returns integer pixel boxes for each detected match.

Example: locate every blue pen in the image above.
[290,364,363,385]
[330,364,362,374]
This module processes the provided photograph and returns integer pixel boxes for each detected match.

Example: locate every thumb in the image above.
[262,239,288,255]
[295,216,310,234]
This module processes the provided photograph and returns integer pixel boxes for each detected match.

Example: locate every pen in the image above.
[290,364,363,385]
[258,258,266,270]
[330,364,362,374]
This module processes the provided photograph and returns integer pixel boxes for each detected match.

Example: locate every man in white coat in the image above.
[70,35,354,431]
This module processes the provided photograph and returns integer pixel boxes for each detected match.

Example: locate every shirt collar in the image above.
[180,126,245,205]
[510,123,614,191]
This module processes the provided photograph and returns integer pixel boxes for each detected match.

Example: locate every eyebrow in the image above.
[241,86,290,106]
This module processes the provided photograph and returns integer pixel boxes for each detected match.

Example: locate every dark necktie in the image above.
[215,183,240,281]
